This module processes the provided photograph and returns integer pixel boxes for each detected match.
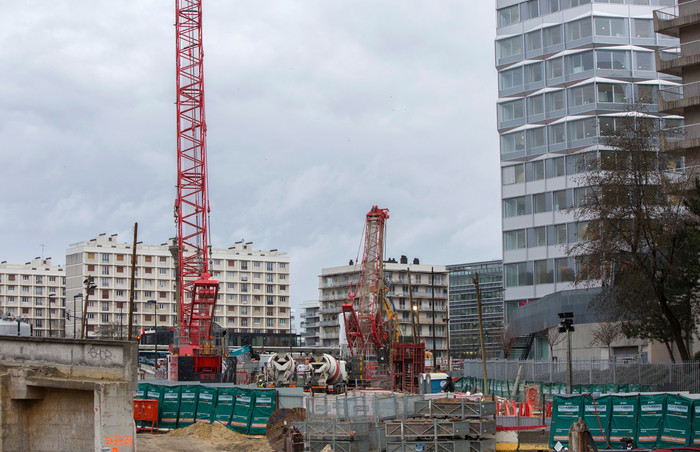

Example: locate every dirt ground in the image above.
[136,423,272,452]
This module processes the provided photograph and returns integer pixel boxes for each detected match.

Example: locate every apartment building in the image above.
[0,258,66,337]
[318,257,449,365]
[64,233,290,339]
[496,0,680,338]
[299,299,320,346]
[447,260,505,359]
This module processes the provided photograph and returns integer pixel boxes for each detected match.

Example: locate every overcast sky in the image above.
[1,1,500,314]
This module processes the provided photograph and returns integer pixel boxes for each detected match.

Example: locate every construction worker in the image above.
[443,376,455,393]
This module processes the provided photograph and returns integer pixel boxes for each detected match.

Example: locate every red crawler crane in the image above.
[169,0,222,381]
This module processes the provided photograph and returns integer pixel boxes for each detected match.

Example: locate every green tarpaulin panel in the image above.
[657,394,692,447]
[583,395,611,449]
[250,389,277,435]
[195,385,218,424]
[627,384,640,393]
[135,383,147,399]
[550,395,583,448]
[637,393,666,448]
[587,385,605,397]
[608,394,639,449]
[691,399,700,446]
[605,384,620,394]
[146,383,163,402]
[159,385,181,429]
[642,385,653,392]
[178,385,200,428]
[214,387,237,427]
[572,385,583,395]
[230,387,256,434]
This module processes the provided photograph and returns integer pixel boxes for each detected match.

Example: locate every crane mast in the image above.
[174,0,219,357]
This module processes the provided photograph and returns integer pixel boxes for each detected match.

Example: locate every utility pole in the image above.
[80,276,95,339]
[127,222,138,341]
[474,273,489,396]
[558,312,575,394]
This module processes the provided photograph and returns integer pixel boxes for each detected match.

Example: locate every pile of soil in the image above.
[137,423,271,452]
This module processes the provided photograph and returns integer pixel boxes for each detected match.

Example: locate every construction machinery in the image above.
[168,0,224,382]
[306,353,347,394]
[341,206,424,391]
[266,352,296,386]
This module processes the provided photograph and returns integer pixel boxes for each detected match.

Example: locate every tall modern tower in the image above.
[495,0,680,347]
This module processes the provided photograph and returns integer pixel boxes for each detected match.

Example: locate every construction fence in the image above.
[463,359,700,393]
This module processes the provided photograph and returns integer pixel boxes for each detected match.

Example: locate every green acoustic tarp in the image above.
[605,384,620,394]
[572,385,582,395]
[178,385,200,427]
[608,394,639,449]
[583,395,611,449]
[146,383,163,403]
[587,385,605,397]
[550,395,583,448]
[657,394,692,447]
[213,387,237,427]
[195,385,218,424]
[627,384,640,393]
[135,383,148,399]
[159,385,181,429]
[691,399,700,446]
[250,389,277,435]
[637,393,666,448]
[230,387,256,434]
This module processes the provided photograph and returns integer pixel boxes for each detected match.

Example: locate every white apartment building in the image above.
[318,257,449,365]
[0,258,66,337]
[300,299,321,346]
[65,233,291,338]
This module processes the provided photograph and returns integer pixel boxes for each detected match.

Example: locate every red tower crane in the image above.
[342,206,390,365]
[170,0,222,381]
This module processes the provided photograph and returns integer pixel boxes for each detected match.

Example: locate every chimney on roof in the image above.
[400,255,408,264]
[413,258,420,265]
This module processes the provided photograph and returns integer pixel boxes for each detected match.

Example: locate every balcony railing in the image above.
[658,40,700,63]
[659,81,700,102]
[655,0,700,22]
[661,123,700,151]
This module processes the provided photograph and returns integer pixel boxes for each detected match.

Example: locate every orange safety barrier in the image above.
[134,399,159,433]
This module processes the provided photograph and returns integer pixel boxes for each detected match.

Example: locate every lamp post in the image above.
[558,312,575,394]
[147,300,157,368]
[48,293,56,338]
[443,315,451,372]
[73,294,82,339]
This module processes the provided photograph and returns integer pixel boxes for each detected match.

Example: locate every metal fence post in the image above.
[589,360,593,385]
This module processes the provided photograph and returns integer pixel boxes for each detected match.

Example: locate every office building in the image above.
[496,0,680,340]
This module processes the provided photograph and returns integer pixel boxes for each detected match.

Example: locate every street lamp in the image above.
[146,299,157,369]
[443,315,451,372]
[558,312,575,394]
[48,293,56,338]
[73,294,82,338]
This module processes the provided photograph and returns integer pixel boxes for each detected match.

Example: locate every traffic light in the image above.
[558,312,574,333]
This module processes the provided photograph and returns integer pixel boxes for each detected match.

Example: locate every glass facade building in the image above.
[496,0,680,325]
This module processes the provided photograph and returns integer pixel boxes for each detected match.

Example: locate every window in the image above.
[266,274,274,282]
[546,91,565,113]
[567,18,592,42]
[501,131,525,154]
[266,285,274,293]
[553,190,570,211]
[568,84,595,107]
[502,164,525,185]
[633,19,653,38]
[600,117,619,136]
[503,196,529,217]
[529,227,547,247]
[533,193,551,213]
[498,99,524,123]
[159,268,167,275]
[240,273,248,281]
[87,253,95,260]
[549,123,565,145]
[550,224,568,245]
[279,263,286,270]
[35,276,43,284]
[504,230,526,250]
[241,283,248,292]
[527,160,545,181]
[547,58,563,79]
[635,52,653,71]
[267,296,274,305]
[543,25,562,47]
[497,4,520,27]
[499,67,522,91]
[566,51,594,74]
[596,50,627,70]
[525,63,543,85]
[598,83,626,103]
[267,262,274,271]
[527,128,545,149]
[528,95,544,116]
[556,258,575,283]
[254,261,261,269]
[544,0,560,14]
[280,318,287,325]
[594,17,626,37]
[227,283,235,289]
[497,36,523,60]
[526,30,541,52]
[116,290,124,296]
[636,84,657,104]
[102,301,110,311]
[567,151,598,174]
[574,186,596,207]
[524,0,539,19]
[505,262,532,287]
[241,319,248,327]
[267,319,274,327]
[570,0,591,6]
[35,287,43,295]
[117,266,124,273]
[534,260,553,284]
[567,118,597,141]
[241,261,248,270]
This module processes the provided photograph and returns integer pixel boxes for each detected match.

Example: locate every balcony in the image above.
[661,123,700,152]
[658,81,700,114]
[319,320,338,327]
[318,306,342,315]
[654,0,700,38]
[656,40,700,76]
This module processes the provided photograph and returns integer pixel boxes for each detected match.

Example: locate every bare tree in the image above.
[496,324,519,359]
[538,327,566,361]
[590,322,622,360]
[569,105,700,361]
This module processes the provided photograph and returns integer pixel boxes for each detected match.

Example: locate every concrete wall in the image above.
[0,337,137,452]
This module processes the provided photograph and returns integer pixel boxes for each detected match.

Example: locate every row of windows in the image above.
[504,221,589,250]
[497,0,673,29]
[83,252,288,272]
[498,17,657,62]
[505,257,578,287]
[0,274,64,284]
[498,80,663,127]
[499,49,660,94]
[500,116,680,156]
[503,186,596,217]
